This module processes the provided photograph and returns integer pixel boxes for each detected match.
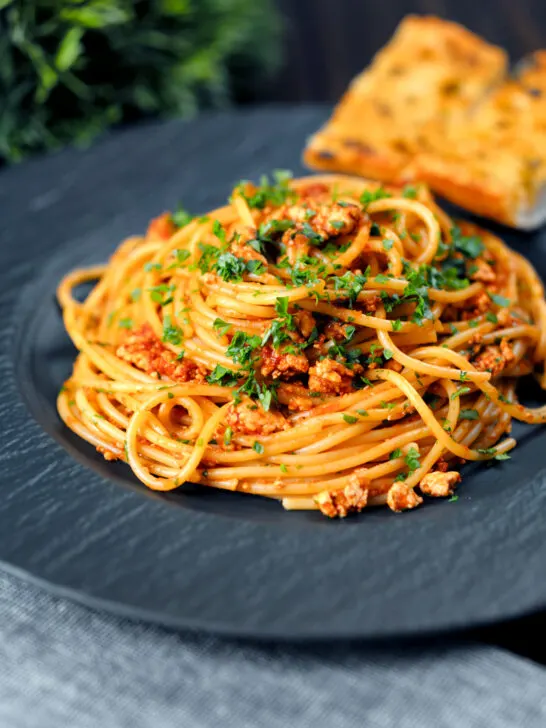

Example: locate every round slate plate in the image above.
[2,106,546,640]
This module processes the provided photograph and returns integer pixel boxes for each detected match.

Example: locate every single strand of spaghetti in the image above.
[281,498,319,511]
[366,198,440,263]
[412,346,546,423]
[440,321,496,348]
[156,396,205,442]
[330,221,371,269]
[57,266,106,308]
[377,329,490,383]
[480,325,540,345]
[364,239,403,278]
[367,369,496,461]
[401,380,459,490]
[127,396,229,491]
[379,226,404,256]
[231,194,255,228]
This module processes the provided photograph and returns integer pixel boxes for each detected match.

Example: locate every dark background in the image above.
[269,0,546,103]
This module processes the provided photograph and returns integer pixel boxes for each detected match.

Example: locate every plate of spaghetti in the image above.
[57,173,546,516]
[5,109,546,638]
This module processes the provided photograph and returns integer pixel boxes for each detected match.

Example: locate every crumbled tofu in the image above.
[224,398,289,435]
[308,358,362,394]
[315,479,369,518]
[387,482,423,512]
[419,470,461,497]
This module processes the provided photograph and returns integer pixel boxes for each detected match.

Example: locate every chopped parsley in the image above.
[213,252,246,281]
[162,315,183,346]
[171,206,193,228]
[489,292,511,308]
[197,243,222,274]
[253,441,264,454]
[380,400,396,410]
[168,249,191,269]
[459,409,479,420]
[144,262,162,272]
[333,268,370,307]
[130,288,141,302]
[213,318,232,336]
[118,318,133,329]
[405,447,421,474]
[226,331,261,366]
[212,219,226,243]
[261,297,297,349]
[342,414,358,424]
[206,365,240,387]
[360,187,391,209]
[235,170,295,210]
[148,283,175,306]
[486,312,499,324]
[451,387,471,400]
[448,494,459,502]
[382,239,394,251]
[223,427,233,446]
[402,185,418,199]
[451,226,485,259]
[390,448,402,460]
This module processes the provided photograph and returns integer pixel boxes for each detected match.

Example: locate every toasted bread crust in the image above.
[304,15,507,182]
[406,54,546,226]
[304,17,546,228]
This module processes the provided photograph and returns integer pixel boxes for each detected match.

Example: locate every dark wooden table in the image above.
[268,0,546,103]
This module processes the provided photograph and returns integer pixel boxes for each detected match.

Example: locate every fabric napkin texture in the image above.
[0,572,544,728]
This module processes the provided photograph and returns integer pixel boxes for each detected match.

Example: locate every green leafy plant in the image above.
[0,0,282,162]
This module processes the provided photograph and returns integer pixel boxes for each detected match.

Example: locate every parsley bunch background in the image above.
[0,0,282,163]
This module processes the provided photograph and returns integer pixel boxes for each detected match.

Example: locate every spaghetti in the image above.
[57,173,546,516]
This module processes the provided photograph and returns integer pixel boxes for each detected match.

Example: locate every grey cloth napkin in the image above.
[0,572,545,728]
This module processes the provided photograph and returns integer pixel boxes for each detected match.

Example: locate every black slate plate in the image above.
[2,106,546,640]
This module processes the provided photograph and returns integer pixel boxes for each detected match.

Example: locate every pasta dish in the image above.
[57,173,546,516]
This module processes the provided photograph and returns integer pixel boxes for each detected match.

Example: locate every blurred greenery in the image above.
[0,0,282,163]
